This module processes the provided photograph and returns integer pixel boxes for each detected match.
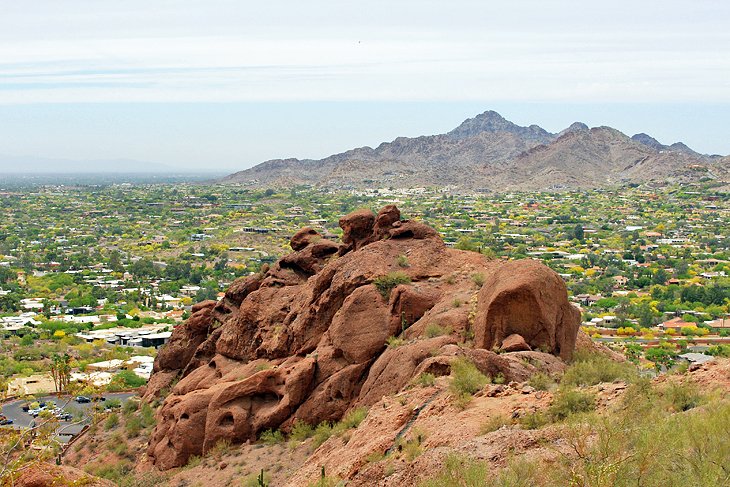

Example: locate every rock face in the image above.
[146,206,581,470]
[473,259,580,361]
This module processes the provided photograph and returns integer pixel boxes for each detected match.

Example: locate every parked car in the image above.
[56,413,73,421]
[0,419,13,425]
[74,396,91,403]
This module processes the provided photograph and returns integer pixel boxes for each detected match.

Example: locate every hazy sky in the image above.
[1,0,729,170]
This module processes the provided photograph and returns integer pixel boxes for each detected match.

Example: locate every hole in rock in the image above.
[218,412,234,426]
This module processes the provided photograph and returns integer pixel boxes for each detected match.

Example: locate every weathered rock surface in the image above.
[473,259,580,361]
[501,333,531,352]
[12,463,113,487]
[145,206,581,469]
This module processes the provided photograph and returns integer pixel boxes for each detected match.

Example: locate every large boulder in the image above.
[473,259,581,361]
[146,207,581,469]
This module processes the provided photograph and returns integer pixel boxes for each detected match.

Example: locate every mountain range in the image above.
[221,111,729,190]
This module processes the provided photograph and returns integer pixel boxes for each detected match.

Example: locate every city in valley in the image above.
[0,178,728,484]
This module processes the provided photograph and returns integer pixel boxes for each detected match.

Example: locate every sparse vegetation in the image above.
[470,273,485,287]
[449,357,488,408]
[425,323,450,338]
[528,372,555,391]
[373,271,411,299]
[547,388,596,421]
[396,254,410,268]
[259,428,285,445]
[289,419,315,443]
[479,414,510,435]
[413,372,436,387]
[386,336,404,348]
[562,350,637,387]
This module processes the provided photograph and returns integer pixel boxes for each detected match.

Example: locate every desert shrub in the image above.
[562,351,637,387]
[312,422,334,449]
[140,403,155,428]
[185,455,202,469]
[308,474,342,487]
[259,428,284,445]
[289,419,315,442]
[397,431,425,462]
[386,336,404,348]
[425,323,449,338]
[107,370,147,391]
[88,460,134,483]
[705,344,730,357]
[492,372,505,385]
[125,415,143,438]
[311,408,367,449]
[528,372,554,391]
[425,397,730,487]
[104,398,122,409]
[373,272,411,298]
[452,298,462,308]
[419,453,488,487]
[338,407,367,430]
[242,470,271,487]
[104,412,119,430]
[396,255,410,268]
[210,438,233,457]
[519,411,549,430]
[450,357,488,398]
[663,381,704,412]
[122,399,139,415]
[548,388,596,421]
[479,414,510,435]
[413,373,435,387]
[471,273,485,287]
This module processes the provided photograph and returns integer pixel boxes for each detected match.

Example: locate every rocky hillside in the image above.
[143,205,580,471]
[221,111,729,190]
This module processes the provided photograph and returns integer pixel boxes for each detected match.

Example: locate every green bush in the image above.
[450,357,488,408]
[107,370,147,391]
[413,373,436,387]
[663,381,704,412]
[386,336,404,348]
[122,399,139,415]
[312,422,334,449]
[289,419,315,443]
[104,412,119,430]
[125,416,142,438]
[562,351,637,387]
[425,323,450,338]
[471,273,485,287]
[479,414,510,435]
[519,411,549,430]
[528,372,554,391]
[259,429,285,445]
[548,389,596,421]
[373,272,411,299]
[705,344,730,357]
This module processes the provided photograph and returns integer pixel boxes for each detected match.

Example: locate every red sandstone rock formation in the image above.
[145,206,580,470]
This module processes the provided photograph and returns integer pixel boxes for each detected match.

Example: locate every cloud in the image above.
[0,1,728,104]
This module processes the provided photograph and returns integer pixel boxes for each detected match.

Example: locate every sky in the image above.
[1,0,729,171]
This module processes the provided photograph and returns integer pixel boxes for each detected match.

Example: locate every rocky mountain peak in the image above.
[632,133,665,150]
[559,122,590,136]
[447,110,551,140]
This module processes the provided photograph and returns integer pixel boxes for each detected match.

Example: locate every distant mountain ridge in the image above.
[221,111,728,190]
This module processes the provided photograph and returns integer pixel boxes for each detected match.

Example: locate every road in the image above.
[1,392,136,435]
